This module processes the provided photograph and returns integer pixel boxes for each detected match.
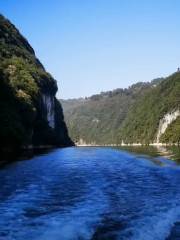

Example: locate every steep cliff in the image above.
[156,110,180,143]
[0,14,73,155]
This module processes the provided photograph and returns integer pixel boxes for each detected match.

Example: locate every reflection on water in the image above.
[117,146,180,164]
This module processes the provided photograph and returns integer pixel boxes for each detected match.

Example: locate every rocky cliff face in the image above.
[42,94,55,129]
[0,14,73,154]
[156,110,180,143]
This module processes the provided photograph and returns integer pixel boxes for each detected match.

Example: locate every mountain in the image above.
[61,78,164,145]
[0,14,73,156]
[120,72,180,144]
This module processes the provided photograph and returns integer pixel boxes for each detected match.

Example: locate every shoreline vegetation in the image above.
[76,138,180,147]
[76,143,180,147]
[0,145,55,167]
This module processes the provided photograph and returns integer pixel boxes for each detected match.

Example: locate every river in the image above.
[0,146,179,240]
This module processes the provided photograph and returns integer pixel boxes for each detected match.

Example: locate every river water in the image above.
[0,146,179,240]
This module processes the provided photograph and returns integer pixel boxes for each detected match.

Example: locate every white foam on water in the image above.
[0,184,46,240]
[0,184,39,219]
[0,147,180,240]
[36,186,109,240]
[122,206,180,240]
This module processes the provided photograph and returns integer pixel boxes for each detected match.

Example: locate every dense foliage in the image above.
[62,74,180,145]
[160,117,180,144]
[120,73,180,144]
[0,14,72,154]
[61,79,164,144]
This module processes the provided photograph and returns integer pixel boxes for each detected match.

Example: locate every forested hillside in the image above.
[0,14,73,155]
[61,78,164,144]
[120,72,180,144]
[62,72,180,145]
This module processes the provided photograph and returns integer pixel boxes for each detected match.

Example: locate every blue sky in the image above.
[1,0,180,99]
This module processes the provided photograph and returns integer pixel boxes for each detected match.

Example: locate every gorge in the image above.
[1,14,179,153]
[62,73,180,146]
[156,110,180,143]
[0,9,180,240]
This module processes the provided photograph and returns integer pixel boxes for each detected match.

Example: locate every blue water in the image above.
[0,147,180,240]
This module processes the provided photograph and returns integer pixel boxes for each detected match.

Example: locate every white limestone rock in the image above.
[42,94,55,129]
[156,109,180,143]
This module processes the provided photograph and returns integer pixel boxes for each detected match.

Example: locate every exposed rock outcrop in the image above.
[42,94,55,129]
[156,110,180,143]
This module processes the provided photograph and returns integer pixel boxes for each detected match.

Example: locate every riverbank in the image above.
[0,142,76,167]
[0,145,56,167]
[77,142,180,147]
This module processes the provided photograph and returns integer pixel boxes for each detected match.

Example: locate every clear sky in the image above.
[1,0,180,99]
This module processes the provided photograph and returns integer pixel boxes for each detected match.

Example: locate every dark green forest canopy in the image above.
[120,72,180,144]
[61,78,167,144]
[62,73,180,145]
[0,14,72,153]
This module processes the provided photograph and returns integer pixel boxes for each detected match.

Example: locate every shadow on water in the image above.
[0,147,55,168]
